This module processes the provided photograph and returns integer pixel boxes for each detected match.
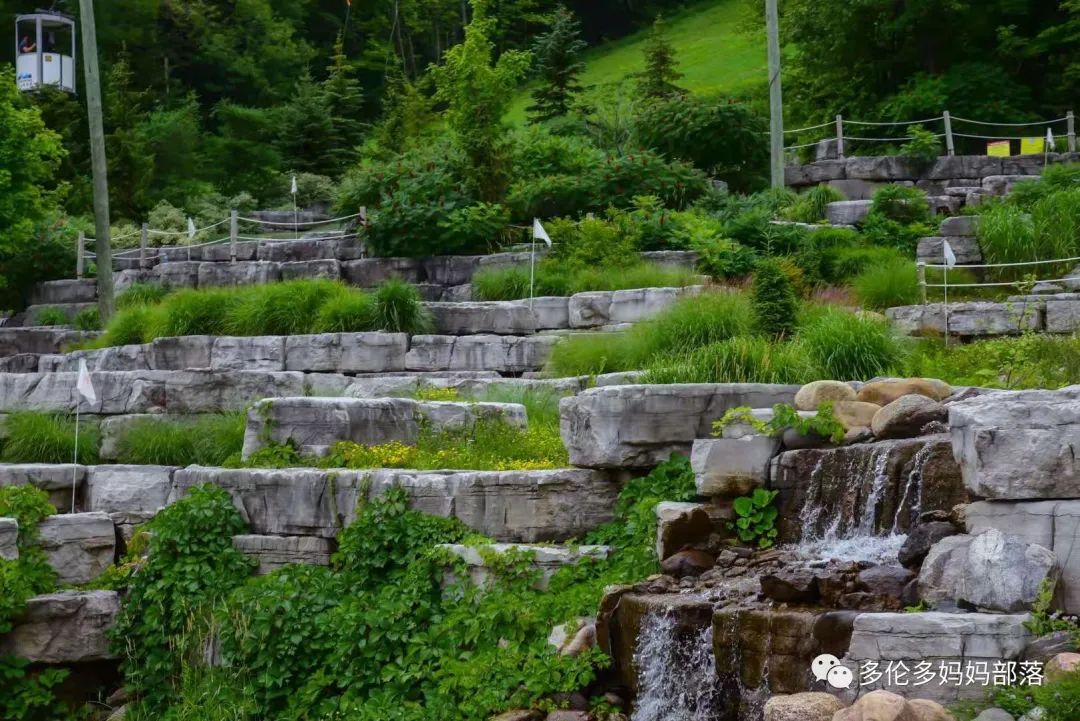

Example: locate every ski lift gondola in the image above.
[15,9,76,93]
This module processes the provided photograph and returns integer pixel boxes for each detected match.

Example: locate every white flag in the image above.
[532,218,552,247]
[187,217,196,240]
[1047,128,1055,151]
[942,239,957,269]
[76,358,96,405]
[291,175,298,195]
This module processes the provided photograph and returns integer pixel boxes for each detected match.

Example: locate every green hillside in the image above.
[508,0,766,121]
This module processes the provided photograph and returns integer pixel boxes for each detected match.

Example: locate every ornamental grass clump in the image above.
[0,411,100,465]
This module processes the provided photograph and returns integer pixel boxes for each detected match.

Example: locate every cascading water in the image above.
[632,611,723,721]
[789,444,926,564]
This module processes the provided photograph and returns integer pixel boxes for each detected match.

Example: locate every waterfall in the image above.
[632,611,724,721]
[891,442,932,534]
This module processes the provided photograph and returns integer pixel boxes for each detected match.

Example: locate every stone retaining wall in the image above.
[787,153,1077,199]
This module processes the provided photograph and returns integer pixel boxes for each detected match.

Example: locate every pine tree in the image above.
[322,33,366,173]
[636,15,684,99]
[527,5,587,122]
[751,259,799,339]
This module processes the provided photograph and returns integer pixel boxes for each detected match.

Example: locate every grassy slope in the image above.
[507,0,766,122]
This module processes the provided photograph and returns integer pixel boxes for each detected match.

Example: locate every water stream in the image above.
[631,611,724,721]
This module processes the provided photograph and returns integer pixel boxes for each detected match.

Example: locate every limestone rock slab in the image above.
[918,529,1057,612]
[37,512,116,585]
[0,517,17,560]
[210,336,285,372]
[427,301,537,335]
[0,590,120,663]
[439,543,611,590]
[560,384,799,468]
[279,259,341,281]
[232,534,332,575]
[887,302,1043,338]
[691,436,781,496]
[283,332,407,373]
[825,200,872,226]
[85,465,176,515]
[241,397,527,457]
[949,387,1080,500]
[0,464,84,510]
[197,260,280,287]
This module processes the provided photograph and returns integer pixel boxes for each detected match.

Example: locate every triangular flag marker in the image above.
[532,218,552,247]
[291,175,298,195]
[187,217,196,240]
[76,358,96,405]
[1047,128,1055,150]
[942,239,957,269]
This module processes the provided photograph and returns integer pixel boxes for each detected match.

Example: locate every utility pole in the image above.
[765,0,784,189]
[77,0,115,321]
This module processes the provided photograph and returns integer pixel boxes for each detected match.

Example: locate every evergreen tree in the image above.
[527,5,587,121]
[322,33,366,173]
[635,15,683,99]
[276,71,336,174]
[376,63,432,153]
[751,259,799,339]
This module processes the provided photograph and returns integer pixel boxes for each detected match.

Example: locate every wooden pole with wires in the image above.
[765,0,785,188]
[77,0,115,321]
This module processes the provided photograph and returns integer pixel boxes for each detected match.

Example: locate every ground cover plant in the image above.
[107,456,696,720]
[82,278,432,348]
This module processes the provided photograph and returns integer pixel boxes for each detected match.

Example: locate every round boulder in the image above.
[764,692,845,721]
[857,378,952,406]
[660,549,715,578]
[907,699,954,721]
[832,401,883,431]
[871,394,947,440]
[832,690,915,721]
[898,521,960,569]
[973,710,1014,721]
[1045,651,1080,681]
[795,381,857,411]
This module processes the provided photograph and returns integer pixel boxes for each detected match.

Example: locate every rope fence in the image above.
[76,207,367,277]
[916,255,1080,302]
[784,111,1077,157]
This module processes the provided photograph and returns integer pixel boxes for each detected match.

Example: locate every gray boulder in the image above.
[232,535,332,575]
[560,383,799,468]
[157,261,201,289]
[949,387,1080,499]
[1023,631,1078,663]
[871,394,947,439]
[917,236,983,265]
[37,512,116,585]
[404,335,558,373]
[918,529,1057,612]
[279,259,342,281]
[85,465,175,515]
[172,466,618,542]
[197,260,280,287]
[241,397,526,457]
[0,463,84,510]
[209,336,286,371]
[939,216,979,237]
[0,590,120,663]
[0,517,17,560]
[282,332,407,373]
[655,502,713,560]
[887,301,1043,338]
[965,500,1080,613]
[825,200,872,225]
[1046,299,1080,333]
[439,543,610,590]
[898,521,959,568]
[974,711,1014,721]
[428,301,538,335]
[691,436,781,496]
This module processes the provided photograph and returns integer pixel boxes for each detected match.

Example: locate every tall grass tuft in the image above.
[782,183,846,223]
[371,279,433,334]
[642,335,816,384]
[851,257,921,309]
[34,307,69,327]
[114,414,246,466]
[150,288,242,338]
[97,305,158,347]
[471,262,697,301]
[1,411,100,464]
[797,307,904,381]
[977,203,1038,280]
[117,282,169,309]
[470,385,565,428]
[545,331,635,377]
[225,280,345,336]
[314,292,377,333]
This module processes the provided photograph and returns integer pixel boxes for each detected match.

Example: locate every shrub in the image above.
[782,184,846,223]
[851,257,921,309]
[371,279,433,334]
[1010,163,1080,210]
[899,126,941,166]
[1,411,100,465]
[904,333,1080,390]
[117,282,168,309]
[587,150,711,211]
[694,238,758,279]
[869,184,931,225]
[797,307,903,381]
[829,245,908,280]
[642,335,816,384]
[1031,188,1080,273]
[550,216,638,269]
[97,304,157,346]
[1033,670,1080,721]
[33,307,68,327]
[751,259,799,338]
[472,266,533,301]
[631,95,769,192]
[73,306,101,331]
[437,202,510,252]
[314,292,377,333]
[793,227,861,285]
[113,414,246,466]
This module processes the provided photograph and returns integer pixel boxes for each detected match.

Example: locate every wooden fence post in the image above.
[942,111,955,156]
[76,231,85,279]
[1068,111,1077,153]
[230,210,238,263]
[835,115,845,159]
[139,223,148,270]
